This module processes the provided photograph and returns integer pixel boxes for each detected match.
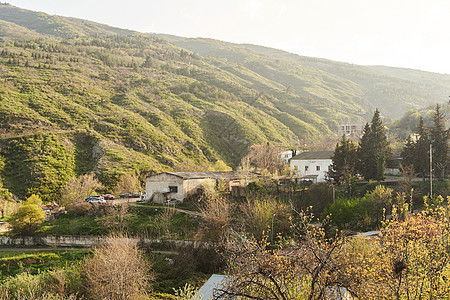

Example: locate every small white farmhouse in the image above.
[289,151,333,183]
[145,172,244,203]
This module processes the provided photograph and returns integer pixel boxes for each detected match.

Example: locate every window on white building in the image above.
[305,166,309,172]
[316,166,320,171]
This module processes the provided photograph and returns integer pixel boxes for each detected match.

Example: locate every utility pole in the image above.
[430,143,433,199]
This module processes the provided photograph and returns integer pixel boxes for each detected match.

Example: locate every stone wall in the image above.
[0,235,209,249]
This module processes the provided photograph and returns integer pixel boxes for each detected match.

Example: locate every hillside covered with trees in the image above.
[0,3,449,200]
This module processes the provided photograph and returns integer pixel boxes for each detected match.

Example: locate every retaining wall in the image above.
[0,235,208,249]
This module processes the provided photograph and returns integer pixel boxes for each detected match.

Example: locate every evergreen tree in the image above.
[414,116,430,180]
[401,135,416,169]
[430,104,449,180]
[376,155,385,181]
[358,109,391,181]
[357,123,373,180]
[329,134,358,185]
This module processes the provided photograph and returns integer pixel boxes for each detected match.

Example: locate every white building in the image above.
[289,151,333,183]
[338,119,365,137]
[145,172,245,203]
[280,150,296,163]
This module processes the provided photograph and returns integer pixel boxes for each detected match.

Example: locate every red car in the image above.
[103,194,115,200]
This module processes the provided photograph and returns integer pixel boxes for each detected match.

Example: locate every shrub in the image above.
[240,196,291,241]
[293,183,333,216]
[41,264,84,297]
[2,272,42,298]
[198,196,231,242]
[324,196,374,231]
[0,266,82,299]
[84,233,154,300]
[67,202,93,216]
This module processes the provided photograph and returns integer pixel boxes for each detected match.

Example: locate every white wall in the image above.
[145,173,184,202]
[290,159,332,182]
[183,178,215,199]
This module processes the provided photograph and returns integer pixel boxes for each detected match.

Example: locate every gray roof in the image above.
[193,274,229,300]
[154,171,240,180]
[290,151,333,161]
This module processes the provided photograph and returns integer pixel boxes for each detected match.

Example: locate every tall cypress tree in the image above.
[415,117,430,180]
[358,109,391,181]
[430,104,449,180]
[370,109,391,161]
[358,123,375,180]
[329,134,358,184]
[401,135,416,170]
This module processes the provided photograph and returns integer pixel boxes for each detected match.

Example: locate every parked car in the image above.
[132,192,140,198]
[85,195,103,202]
[119,193,132,198]
[87,198,106,204]
[103,194,115,200]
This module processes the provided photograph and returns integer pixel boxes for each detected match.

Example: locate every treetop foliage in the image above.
[401,105,448,180]
[357,109,391,181]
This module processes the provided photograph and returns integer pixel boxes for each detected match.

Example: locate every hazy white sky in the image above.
[6,0,450,74]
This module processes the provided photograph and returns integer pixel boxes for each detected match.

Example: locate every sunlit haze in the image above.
[5,0,450,74]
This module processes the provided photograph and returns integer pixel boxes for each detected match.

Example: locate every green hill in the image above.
[159,36,450,119]
[0,3,449,201]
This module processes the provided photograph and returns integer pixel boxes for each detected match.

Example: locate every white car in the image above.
[86,195,106,204]
[87,198,106,204]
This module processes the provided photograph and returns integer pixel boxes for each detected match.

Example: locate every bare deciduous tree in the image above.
[60,173,103,207]
[114,173,141,199]
[84,233,154,300]
[103,204,131,234]
[198,196,231,242]
[216,197,450,300]
[242,143,285,175]
[215,211,346,300]
[399,164,416,195]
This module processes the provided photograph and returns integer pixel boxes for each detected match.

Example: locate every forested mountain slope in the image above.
[0,3,449,200]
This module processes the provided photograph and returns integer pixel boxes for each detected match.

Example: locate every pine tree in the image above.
[358,109,391,181]
[430,104,449,180]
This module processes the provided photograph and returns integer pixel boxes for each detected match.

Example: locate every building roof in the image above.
[193,274,229,300]
[150,171,241,180]
[290,151,334,161]
[194,274,350,300]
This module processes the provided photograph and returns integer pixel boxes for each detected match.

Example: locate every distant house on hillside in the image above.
[145,172,246,203]
[338,119,365,137]
[289,151,333,183]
